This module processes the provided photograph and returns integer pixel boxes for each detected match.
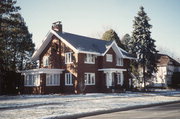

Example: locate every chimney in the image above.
[52,21,62,32]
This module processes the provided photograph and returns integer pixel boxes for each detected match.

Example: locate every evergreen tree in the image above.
[131,6,158,89]
[102,29,125,49]
[0,0,35,72]
[121,33,132,52]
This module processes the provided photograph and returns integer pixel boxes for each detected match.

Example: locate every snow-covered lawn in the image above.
[0,91,180,119]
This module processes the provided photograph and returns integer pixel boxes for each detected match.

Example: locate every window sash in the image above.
[84,73,95,85]
[84,54,95,64]
[117,73,124,86]
[43,56,49,66]
[116,58,123,66]
[24,74,40,86]
[65,52,73,64]
[65,73,73,85]
[106,54,113,62]
[46,74,60,86]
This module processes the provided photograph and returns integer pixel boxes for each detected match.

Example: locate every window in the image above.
[65,52,73,64]
[46,74,60,86]
[106,54,113,62]
[65,73,73,86]
[116,58,123,66]
[43,56,49,66]
[84,73,95,85]
[117,73,124,86]
[24,74,40,86]
[84,54,95,64]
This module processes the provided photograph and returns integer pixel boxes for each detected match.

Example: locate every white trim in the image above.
[51,30,79,53]
[46,74,60,86]
[65,52,73,64]
[32,31,53,61]
[65,73,73,86]
[84,73,95,85]
[84,54,95,64]
[117,73,124,86]
[24,74,40,87]
[98,68,126,73]
[78,51,101,55]
[21,68,64,75]
[102,41,124,57]
[118,47,136,60]
[106,54,113,62]
[116,58,123,66]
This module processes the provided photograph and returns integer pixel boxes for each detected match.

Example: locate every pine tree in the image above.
[131,6,158,89]
[121,33,132,52]
[0,0,35,71]
[102,29,125,49]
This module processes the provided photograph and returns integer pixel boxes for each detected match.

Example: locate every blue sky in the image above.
[17,0,180,59]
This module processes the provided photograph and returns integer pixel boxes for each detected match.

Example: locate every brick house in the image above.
[21,21,135,94]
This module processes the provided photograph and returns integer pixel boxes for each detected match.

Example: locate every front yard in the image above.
[0,90,180,119]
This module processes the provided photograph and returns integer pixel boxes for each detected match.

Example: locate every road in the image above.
[79,102,180,119]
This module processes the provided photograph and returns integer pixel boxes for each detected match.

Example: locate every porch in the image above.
[20,68,64,94]
[98,68,127,92]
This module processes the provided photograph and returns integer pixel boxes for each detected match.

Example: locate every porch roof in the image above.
[20,68,64,75]
[98,68,126,73]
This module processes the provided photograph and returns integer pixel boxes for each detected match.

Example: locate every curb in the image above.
[52,100,180,119]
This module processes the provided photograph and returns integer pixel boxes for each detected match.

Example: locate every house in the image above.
[21,21,135,94]
[149,54,180,88]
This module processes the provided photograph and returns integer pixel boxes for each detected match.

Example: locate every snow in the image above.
[0,91,180,119]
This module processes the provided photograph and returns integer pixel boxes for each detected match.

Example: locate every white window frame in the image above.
[46,74,60,86]
[117,73,124,86]
[65,73,73,86]
[84,54,95,64]
[106,54,113,62]
[84,73,95,85]
[43,56,49,66]
[24,74,40,87]
[116,58,124,66]
[65,52,73,64]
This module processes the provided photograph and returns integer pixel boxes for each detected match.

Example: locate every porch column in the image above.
[105,71,113,88]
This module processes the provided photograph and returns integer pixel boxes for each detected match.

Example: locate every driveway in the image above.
[80,102,180,119]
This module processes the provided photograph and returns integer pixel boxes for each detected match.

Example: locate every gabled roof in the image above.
[157,54,180,66]
[55,31,111,54]
[32,30,135,61]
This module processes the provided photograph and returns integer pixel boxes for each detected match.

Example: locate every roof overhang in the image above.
[98,68,126,73]
[31,30,79,61]
[20,68,64,75]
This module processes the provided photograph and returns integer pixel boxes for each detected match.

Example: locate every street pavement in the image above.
[79,102,180,119]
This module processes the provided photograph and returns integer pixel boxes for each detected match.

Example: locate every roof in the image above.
[55,31,112,54]
[32,30,135,61]
[157,54,180,66]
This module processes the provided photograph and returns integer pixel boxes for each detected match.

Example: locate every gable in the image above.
[32,29,135,61]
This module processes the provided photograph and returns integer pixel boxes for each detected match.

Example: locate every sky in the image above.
[17,0,180,59]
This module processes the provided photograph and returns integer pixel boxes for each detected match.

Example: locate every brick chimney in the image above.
[52,21,62,32]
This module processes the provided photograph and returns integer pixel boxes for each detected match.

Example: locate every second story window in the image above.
[65,52,73,64]
[106,54,113,62]
[43,56,49,66]
[116,58,123,66]
[84,54,95,64]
